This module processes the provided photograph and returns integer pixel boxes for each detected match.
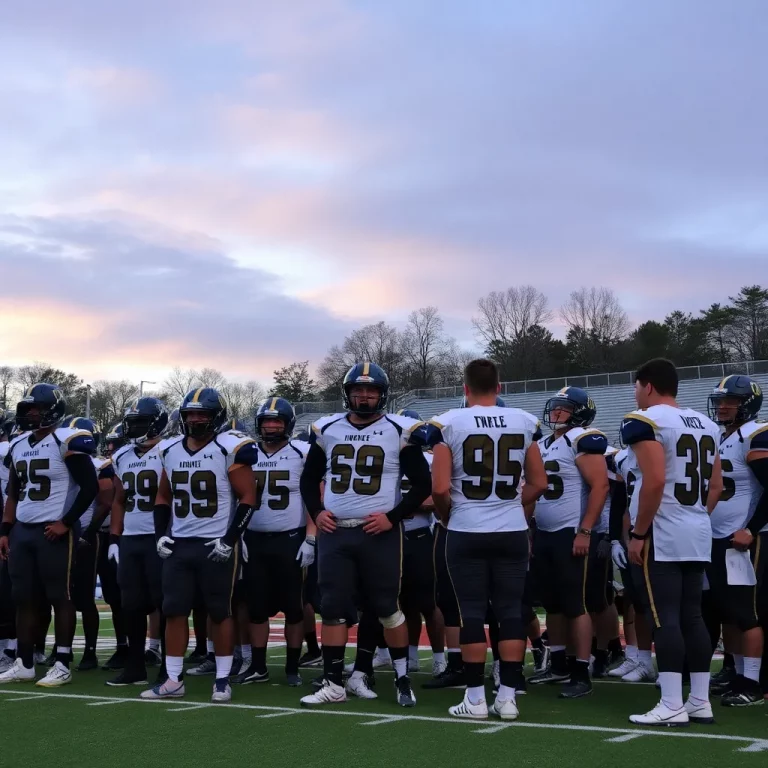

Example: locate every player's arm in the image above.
[608,475,627,543]
[386,446,431,524]
[222,444,259,547]
[57,448,99,532]
[153,469,173,540]
[705,453,723,516]
[521,441,547,514]
[630,440,664,538]
[85,465,116,538]
[431,442,452,525]
[745,439,768,536]
[110,475,126,537]
[0,469,19,558]
[299,442,328,522]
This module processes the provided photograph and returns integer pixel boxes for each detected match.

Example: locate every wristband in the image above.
[0,521,13,537]
[305,535,316,545]
[576,527,592,537]
[629,530,648,540]
[109,533,121,546]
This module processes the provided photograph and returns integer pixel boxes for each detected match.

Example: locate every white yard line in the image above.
[0,689,765,753]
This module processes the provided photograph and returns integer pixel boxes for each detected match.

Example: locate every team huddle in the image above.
[0,356,766,726]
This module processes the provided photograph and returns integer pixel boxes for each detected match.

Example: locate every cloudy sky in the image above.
[2,0,766,385]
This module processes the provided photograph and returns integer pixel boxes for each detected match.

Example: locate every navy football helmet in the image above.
[256,397,296,444]
[180,387,228,438]
[123,397,169,445]
[342,363,389,416]
[543,386,596,429]
[15,383,67,431]
[397,408,422,420]
[103,422,127,457]
[460,395,506,408]
[220,417,247,434]
[707,375,763,426]
[164,408,180,437]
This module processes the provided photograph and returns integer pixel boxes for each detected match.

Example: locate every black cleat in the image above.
[298,651,322,668]
[286,672,303,687]
[592,656,609,679]
[721,676,763,707]
[531,645,550,675]
[102,646,128,671]
[395,675,416,707]
[144,648,162,667]
[184,648,208,665]
[558,679,593,699]
[44,650,57,667]
[106,670,149,687]
[528,668,570,685]
[422,667,466,690]
[77,653,99,672]
[230,665,269,685]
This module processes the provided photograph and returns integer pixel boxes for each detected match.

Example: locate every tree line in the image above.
[2,285,766,422]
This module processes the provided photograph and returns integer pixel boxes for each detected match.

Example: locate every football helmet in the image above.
[397,408,422,420]
[342,363,389,416]
[542,386,596,430]
[164,408,180,437]
[220,417,247,434]
[256,397,296,444]
[123,397,169,445]
[104,422,127,456]
[15,383,67,431]
[180,388,228,438]
[1,409,15,439]
[707,375,763,426]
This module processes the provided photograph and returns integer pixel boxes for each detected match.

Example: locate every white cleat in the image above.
[371,649,392,670]
[33,652,47,666]
[0,655,14,675]
[432,657,447,677]
[211,681,232,703]
[622,663,657,683]
[449,692,488,719]
[36,661,72,688]
[608,658,638,678]
[140,679,186,699]
[490,697,519,721]
[684,697,714,724]
[343,661,355,675]
[346,672,378,700]
[301,679,347,707]
[0,658,36,684]
[629,701,689,727]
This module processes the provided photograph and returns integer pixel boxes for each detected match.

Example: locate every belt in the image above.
[334,518,366,528]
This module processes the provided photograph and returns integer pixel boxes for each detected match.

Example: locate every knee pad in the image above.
[499,617,526,642]
[459,619,486,645]
[379,610,405,630]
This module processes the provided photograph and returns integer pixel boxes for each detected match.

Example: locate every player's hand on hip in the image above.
[316,510,337,533]
[205,538,233,562]
[363,513,393,535]
[44,521,69,540]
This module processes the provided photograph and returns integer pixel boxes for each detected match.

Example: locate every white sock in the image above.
[393,657,407,678]
[7,639,17,651]
[408,645,419,662]
[148,638,160,652]
[377,647,391,660]
[658,671,683,710]
[57,646,71,655]
[215,655,233,680]
[497,683,516,701]
[207,639,214,655]
[466,685,486,705]
[166,656,184,682]
[448,647,460,654]
[240,645,252,663]
[0,640,6,652]
[689,671,710,703]
[625,645,638,662]
[433,652,445,665]
[349,670,365,683]
[550,645,566,653]
[638,649,653,668]
[733,654,745,675]
[744,657,761,683]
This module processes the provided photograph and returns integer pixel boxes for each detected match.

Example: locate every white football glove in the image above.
[157,536,175,559]
[240,536,249,563]
[108,543,120,565]
[205,538,233,562]
[611,540,627,569]
[296,536,316,568]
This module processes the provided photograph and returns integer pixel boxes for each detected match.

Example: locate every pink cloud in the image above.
[67,66,163,107]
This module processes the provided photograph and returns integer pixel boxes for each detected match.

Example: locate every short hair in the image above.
[464,358,499,395]
[635,358,678,398]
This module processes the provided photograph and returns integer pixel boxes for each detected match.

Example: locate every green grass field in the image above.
[2,612,766,768]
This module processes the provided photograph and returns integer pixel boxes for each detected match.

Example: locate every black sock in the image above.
[723,652,735,671]
[56,649,72,668]
[447,650,463,671]
[20,644,34,669]
[463,661,485,689]
[499,660,524,689]
[206,651,215,663]
[285,646,301,675]
[323,645,345,686]
[590,636,598,655]
[567,654,576,675]
[607,637,623,656]
[573,659,590,682]
[550,649,567,674]
[531,637,545,652]
[305,631,320,656]
[354,647,374,675]
[251,646,267,673]
[594,648,608,665]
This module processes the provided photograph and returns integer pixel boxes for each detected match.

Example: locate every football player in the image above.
[706,375,767,706]
[140,388,258,703]
[232,397,315,687]
[623,358,723,726]
[103,423,127,459]
[528,386,609,698]
[0,384,98,686]
[428,359,547,720]
[107,397,169,687]
[298,363,432,708]
[0,412,16,673]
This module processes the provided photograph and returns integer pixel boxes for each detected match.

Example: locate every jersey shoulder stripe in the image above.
[749,423,768,451]
[621,412,657,445]
[288,440,310,458]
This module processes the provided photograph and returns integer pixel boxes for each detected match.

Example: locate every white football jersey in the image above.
[622,405,720,562]
[161,430,257,539]
[595,445,620,535]
[8,428,95,524]
[0,442,9,499]
[403,452,433,532]
[430,406,539,533]
[80,456,112,530]
[311,413,421,521]
[249,440,309,533]
[535,427,609,532]
[113,443,164,536]
[712,420,768,538]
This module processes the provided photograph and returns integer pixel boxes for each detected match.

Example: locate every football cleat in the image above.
[33,652,47,666]
[343,661,356,675]
[684,697,714,723]
[532,645,550,675]
[140,679,186,699]
[608,658,638,678]
[211,679,232,703]
[490,697,519,720]
[286,672,302,687]
[422,667,466,689]
[559,679,593,699]
[591,655,608,679]
[102,647,128,671]
[0,653,15,674]
[36,661,72,688]
[407,657,420,674]
[710,666,738,696]
[184,648,208,665]
[721,678,764,707]
[76,653,99,672]
[490,660,500,690]
[528,668,569,685]
[372,649,392,669]
[144,648,162,668]
[300,679,347,707]
[106,670,148,687]
[622,663,657,683]
[298,651,322,668]
[449,692,488,719]
[395,676,416,708]
[0,658,36,683]
[432,657,447,677]
[231,666,269,685]
[346,672,377,699]
[187,657,216,676]
[630,701,689,727]
[229,656,243,677]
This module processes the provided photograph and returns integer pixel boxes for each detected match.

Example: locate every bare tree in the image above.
[560,287,630,343]
[160,367,203,407]
[89,380,141,432]
[0,366,15,408]
[402,307,452,389]
[472,286,552,347]
[198,367,226,390]
[220,380,266,424]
